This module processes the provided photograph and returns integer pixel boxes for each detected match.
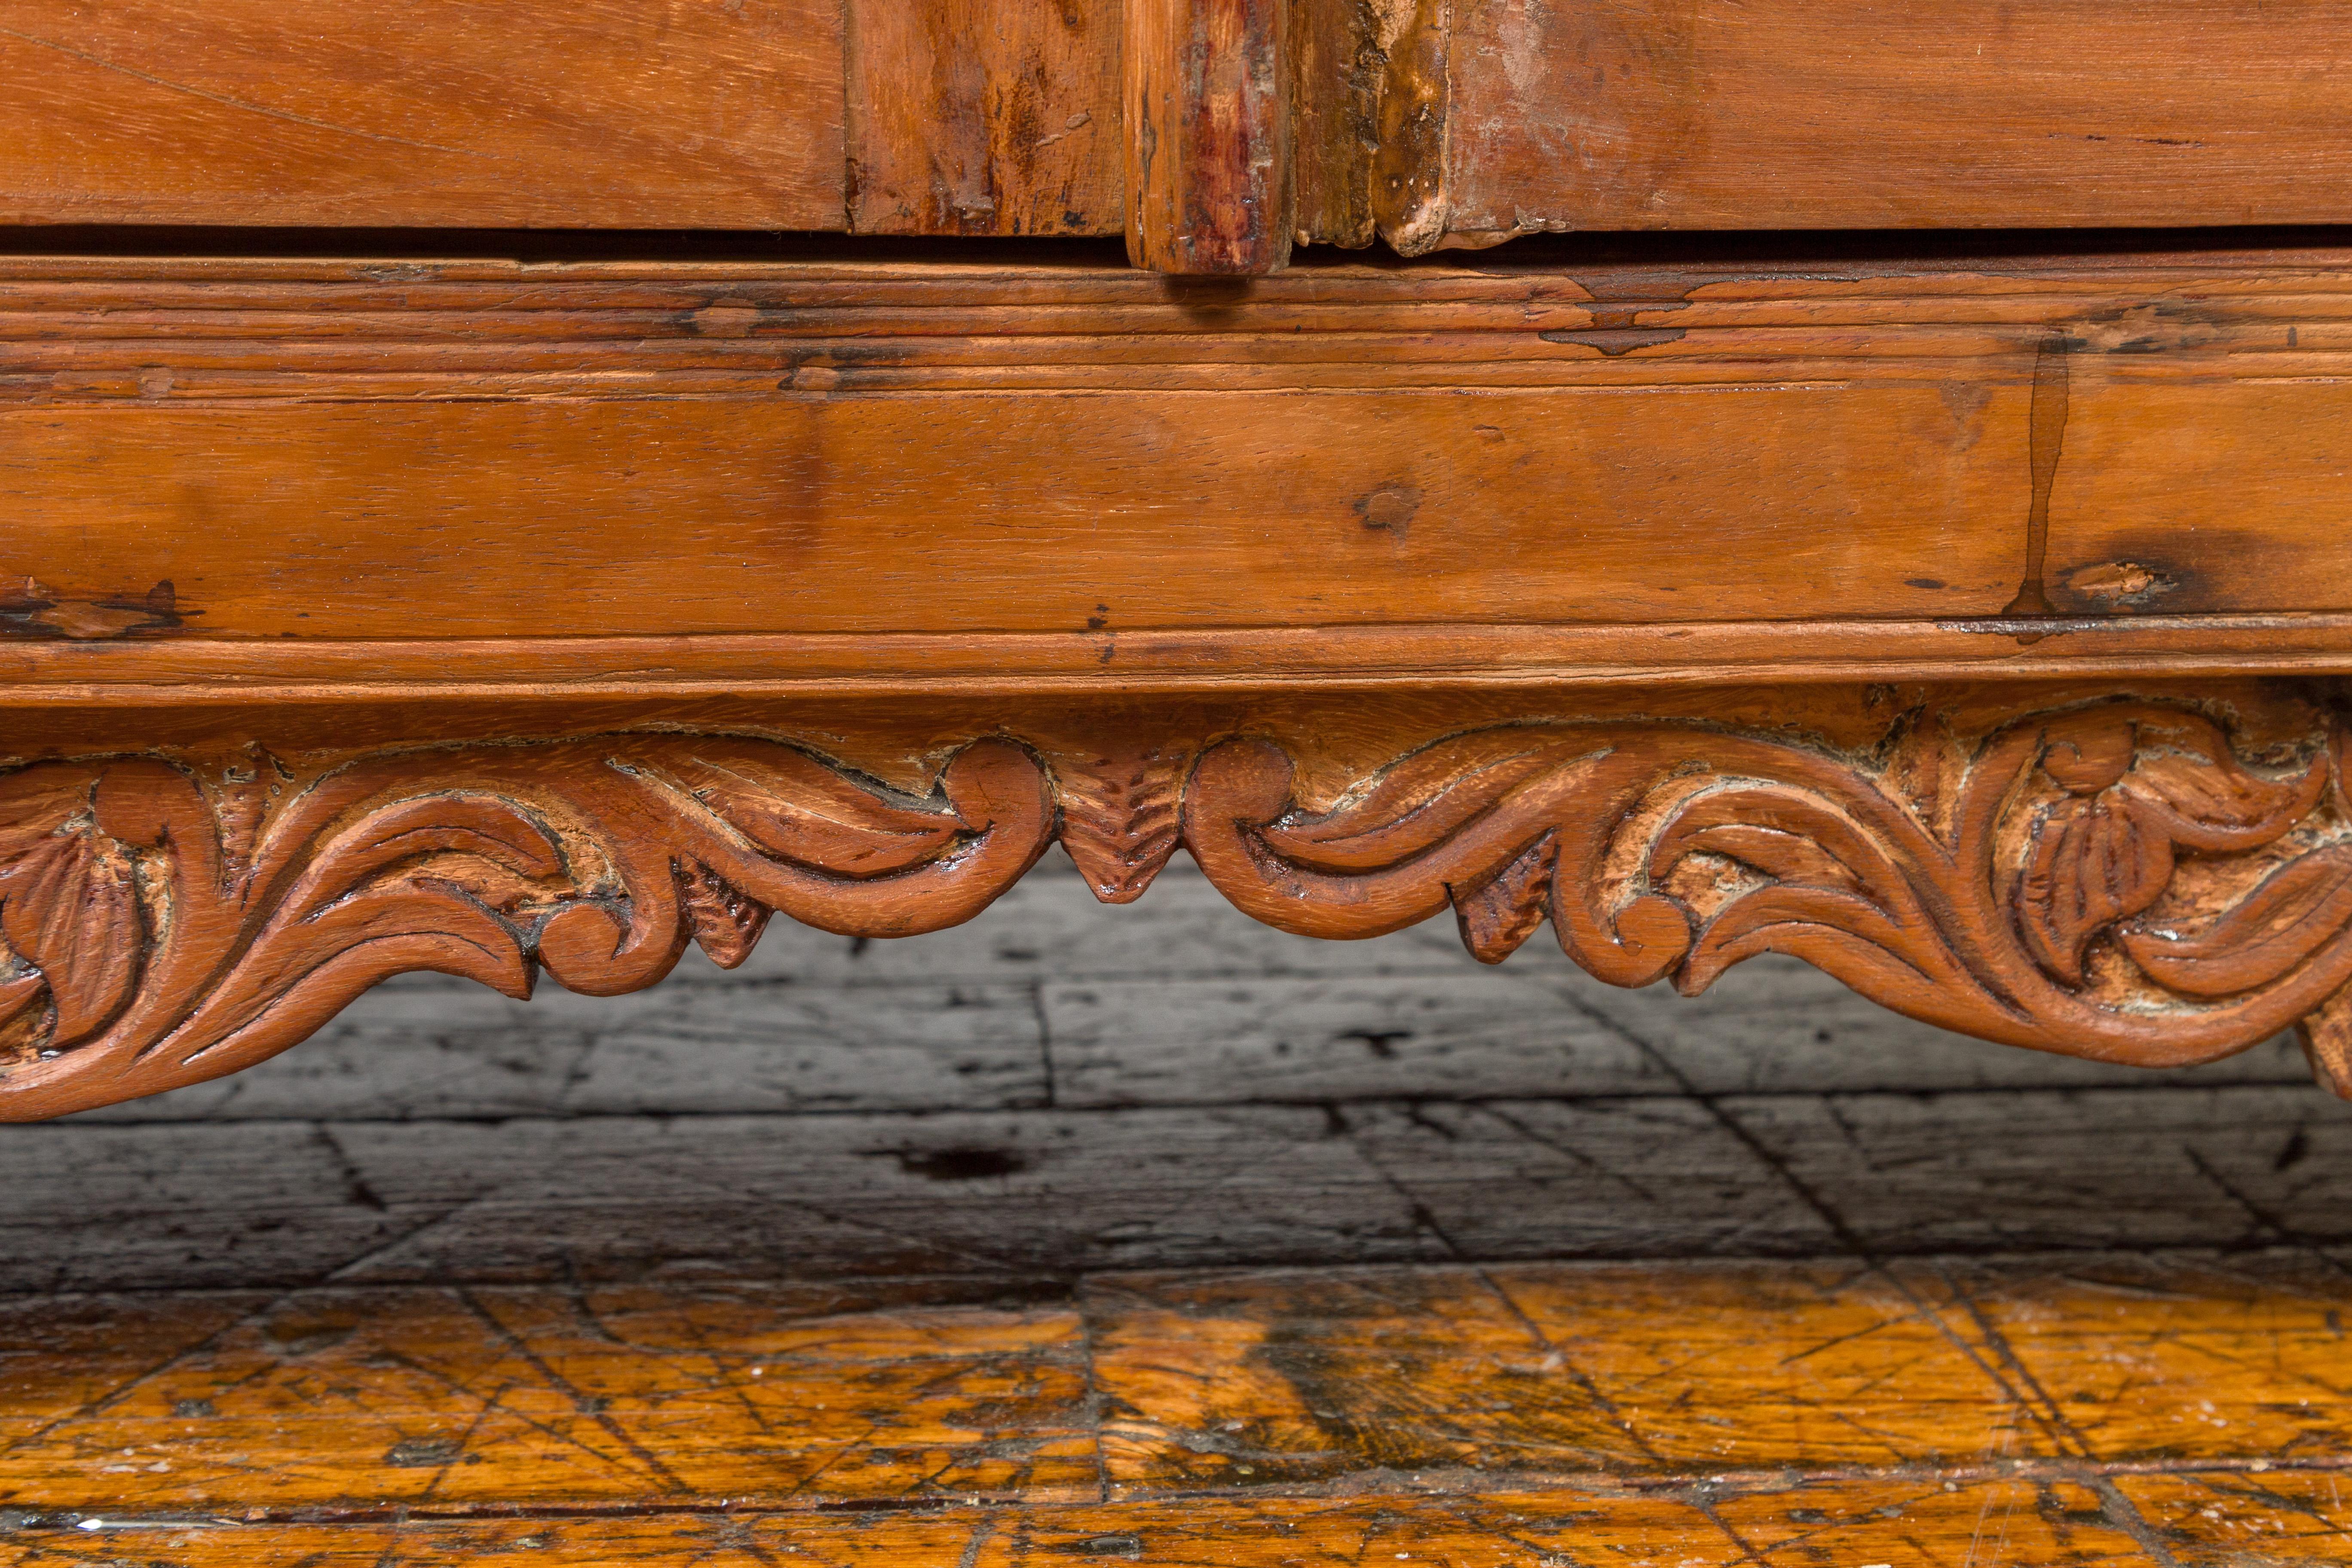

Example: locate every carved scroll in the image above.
[6,692,2352,1118]
[1185,702,2350,1073]
[0,738,1051,1120]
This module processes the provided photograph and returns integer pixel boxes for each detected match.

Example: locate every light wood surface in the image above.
[13,250,2352,672]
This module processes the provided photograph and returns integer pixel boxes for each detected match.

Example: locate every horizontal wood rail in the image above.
[11,619,2352,706]
[13,249,2352,668]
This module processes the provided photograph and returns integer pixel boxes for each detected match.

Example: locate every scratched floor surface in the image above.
[1,854,2346,1565]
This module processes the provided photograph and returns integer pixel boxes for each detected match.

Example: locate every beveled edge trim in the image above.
[3,616,2351,705]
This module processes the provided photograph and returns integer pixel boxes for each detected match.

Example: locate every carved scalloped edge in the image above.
[3,693,2349,1119]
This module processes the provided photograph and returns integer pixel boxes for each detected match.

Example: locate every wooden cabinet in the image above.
[6,1,2352,1118]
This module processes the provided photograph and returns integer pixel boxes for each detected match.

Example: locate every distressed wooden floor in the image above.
[2,855,2346,1565]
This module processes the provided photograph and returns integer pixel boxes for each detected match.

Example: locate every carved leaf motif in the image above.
[681,748,970,876]
[0,773,141,1046]
[0,970,43,1033]
[211,746,288,885]
[1056,742,1188,903]
[9,702,2352,1124]
[2015,796,2173,986]
[679,858,771,969]
[2112,718,2325,851]
[1256,732,1597,874]
[1452,833,1556,964]
[1673,823,1863,892]
[300,794,570,913]
[2122,845,2352,999]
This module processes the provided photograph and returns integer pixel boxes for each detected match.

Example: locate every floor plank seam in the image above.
[50,1074,2338,1132]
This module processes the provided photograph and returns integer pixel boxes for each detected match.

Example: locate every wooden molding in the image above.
[7,684,2352,1119]
[19,619,2352,706]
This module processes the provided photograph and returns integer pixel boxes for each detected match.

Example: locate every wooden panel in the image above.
[847,0,1120,236]
[0,0,843,228]
[1366,0,2352,250]
[12,252,2352,674]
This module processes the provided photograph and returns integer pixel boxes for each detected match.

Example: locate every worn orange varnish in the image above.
[1,1259,2346,1562]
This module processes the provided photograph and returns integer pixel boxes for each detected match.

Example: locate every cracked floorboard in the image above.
[1,857,2346,1564]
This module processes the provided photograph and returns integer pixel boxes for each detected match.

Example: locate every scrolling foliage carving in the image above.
[4,692,2351,1118]
[1186,701,2350,1075]
[0,738,1051,1119]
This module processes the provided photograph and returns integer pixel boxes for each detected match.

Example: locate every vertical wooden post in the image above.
[1124,0,1294,275]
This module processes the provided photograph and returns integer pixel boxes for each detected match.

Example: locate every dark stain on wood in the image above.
[1539,326,1689,356]
[2000,331,2075,621]
[1288,0,1384,249]
[1540,268,1703,355]
[0,579,189,640]
[892,1145,1034,1181]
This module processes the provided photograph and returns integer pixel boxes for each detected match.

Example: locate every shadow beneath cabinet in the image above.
[7,852,2342,1295]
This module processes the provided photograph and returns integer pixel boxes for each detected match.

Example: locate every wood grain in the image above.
[2121,1470,2352,1565]
[5,0,2352,246]
[0,0,843,229]
[1348,0,2352,251]
[16,252,2352,665]
[846,0,1120,237]
[1124,0,1292,273]
[6,1082,2347,1295]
